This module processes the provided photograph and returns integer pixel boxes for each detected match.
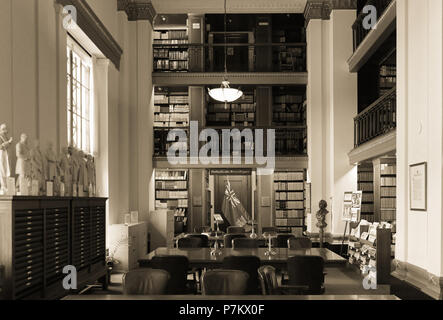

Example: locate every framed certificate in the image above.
[409,162,427,211]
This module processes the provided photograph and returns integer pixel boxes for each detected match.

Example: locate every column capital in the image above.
[117,0,157,24]
[304,0,357,27]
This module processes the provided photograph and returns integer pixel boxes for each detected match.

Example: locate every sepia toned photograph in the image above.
[0,0,442,314]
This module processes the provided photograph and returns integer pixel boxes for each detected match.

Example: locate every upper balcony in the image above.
[348,0,396,72]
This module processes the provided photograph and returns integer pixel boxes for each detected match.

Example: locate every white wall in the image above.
[397,0,443,277]
[0,0,154,229]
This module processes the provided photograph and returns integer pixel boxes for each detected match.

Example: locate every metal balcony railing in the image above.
[354,87,396,148]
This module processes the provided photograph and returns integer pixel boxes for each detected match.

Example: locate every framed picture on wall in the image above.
[409,162,427,211]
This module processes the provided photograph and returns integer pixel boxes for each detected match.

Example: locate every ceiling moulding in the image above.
[304,0,357,26]
[150,0,307,14]
[117,0,157,23]
[56,0,123,70]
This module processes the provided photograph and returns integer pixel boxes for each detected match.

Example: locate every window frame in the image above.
[67,35,94,154]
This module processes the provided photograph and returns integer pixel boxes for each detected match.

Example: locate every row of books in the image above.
[154,122,188,128]
[154,30,188,41]
[155,180,187,190]
[154,105,190,113]
[276,201,304,210]
[154,59,189,71]
[169,96,189,104]
[381,198,396,209]
[380,65,396,77]
[358,172,373,181]
[208,103,255,113]
[274,182,305,191]
[274,94,304,104]
[361,204,374,213]
[155,199,188,209]
[153,39,189,45]
[381,165,396,175]
[381,186,396,197]
[276,218,304,227]
[275,192,304,201]
[232,113,255,121]
[156,190,188,199]
[153,49,189,61]
[154,113,189,122]
[381,209,396,222]
[272,112,303,122]
[379,77,396,88]
[358,182,374,192]
[381,177,396,186]
[362,193,374,202]
[274,172,304,181]
[273,104,304,113]
[154,94,169,104]
[155,170,188,180]
[276,210,304,219]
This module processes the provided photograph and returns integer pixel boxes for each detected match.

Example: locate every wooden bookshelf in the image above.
[155,169,189,234]
[358,162,375,222]
[206,88,256,127]
[272,87,306,127]
[347,223,392,285]
[273,171,306,236]
[374,158,397,223]
[154,87,189,157]
[153,29,189,72]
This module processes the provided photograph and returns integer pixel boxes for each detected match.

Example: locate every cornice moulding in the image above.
[117,0,157,23]
[304,0,357,26]
[56,0,123,70]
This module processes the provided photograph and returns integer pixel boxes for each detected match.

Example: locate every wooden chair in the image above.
[288,237,313,250]
[222,255,261,294]
[227,226,245,234]
[258,265,308,295]
[232,238,259,249]
[201,270,249,295]
[149,255,190,294]
[272,234,295,248]
[123,269,170,295]
[223,234,247,248]
[177,237,203,248]
[287,256,325,295]
[185,234,210,247]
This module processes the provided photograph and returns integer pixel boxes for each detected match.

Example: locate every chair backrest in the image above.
[194,226,212,233]
[185,234,210,247]
[150,255,189,294]
[258,265,279,295]
[272,234,295,248]
[222,255,261,294]
[287,255,325,295]
[122,268,170,295]
[227,226,245,234]
[177,237,203,248]
[232,238,259,249]
[261,227,278,235]
[201,270,249,295]
[288,237,313,250]
[223,234,247,248]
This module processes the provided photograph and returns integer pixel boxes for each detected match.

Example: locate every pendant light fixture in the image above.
[208,0,243,103]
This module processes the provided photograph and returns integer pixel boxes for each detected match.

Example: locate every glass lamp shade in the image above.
[208,81,243,103]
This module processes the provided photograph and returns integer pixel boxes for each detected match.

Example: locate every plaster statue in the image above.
[86,154,96,195]
[15,133,30,191]
[59,147,72,196]
[69,146,80,186]
[316,200,329,248]
[29,140,45,194]
[44,141,57,181]
[0,124,13,194]
[78,150,88,191]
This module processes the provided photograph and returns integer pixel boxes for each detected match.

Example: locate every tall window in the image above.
[67,36,93,154]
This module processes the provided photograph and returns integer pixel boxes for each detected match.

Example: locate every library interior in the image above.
[0,0,442,302]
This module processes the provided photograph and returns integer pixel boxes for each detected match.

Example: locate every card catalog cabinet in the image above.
[0,197,107,300]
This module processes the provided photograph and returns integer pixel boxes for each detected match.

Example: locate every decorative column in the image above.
[118,1,156,222]
[394,0,443,300]
[304,0,357,239]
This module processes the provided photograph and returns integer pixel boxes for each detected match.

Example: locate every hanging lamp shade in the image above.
[208,81,243,103]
